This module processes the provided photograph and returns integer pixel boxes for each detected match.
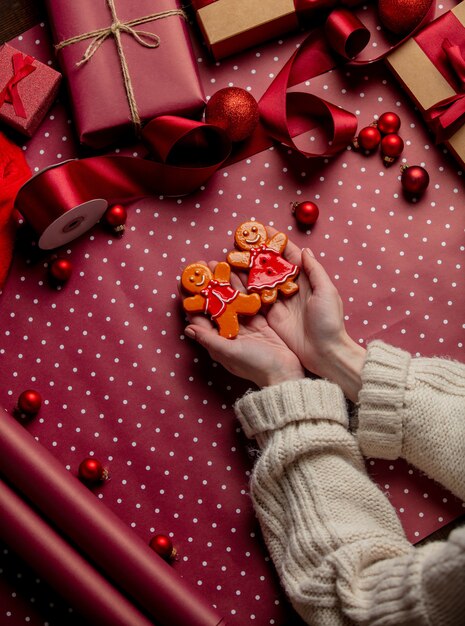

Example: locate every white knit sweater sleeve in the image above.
[235,379,465,625]
[357,340,465,502]
[235,379,422,625]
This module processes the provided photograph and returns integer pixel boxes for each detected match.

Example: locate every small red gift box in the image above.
[386,1,465,169]
[0,43,61,137]
[192,0,320,60]
[46,0,205,149]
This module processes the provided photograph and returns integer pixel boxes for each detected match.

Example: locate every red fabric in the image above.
[0,132,31,289]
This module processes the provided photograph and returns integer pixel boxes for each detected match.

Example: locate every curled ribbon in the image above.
[0,53,36,118]
[424,38,465,142]
[258,8,370,158]
[257,1,435,156]
[55,0,186,133]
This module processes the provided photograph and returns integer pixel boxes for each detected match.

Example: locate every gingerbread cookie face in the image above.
[181,261,261,339]
[181,263,213,294]
[233,221,267,251]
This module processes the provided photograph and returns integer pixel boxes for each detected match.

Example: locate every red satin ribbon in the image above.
[259,8,373,157]
[442,38,465,89]
[16,117,231,236]
[415,11,465,142]
[245,3,434,160]
[0,53,36,118]
[16,1,436,240]
[424,93,465,143]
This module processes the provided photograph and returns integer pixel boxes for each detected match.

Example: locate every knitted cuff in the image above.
[234,378,348,442]
[357,341,411,460]
[356,549,427,626]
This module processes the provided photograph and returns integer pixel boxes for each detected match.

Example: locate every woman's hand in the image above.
[265,236,366,402]
[183,263,305,389]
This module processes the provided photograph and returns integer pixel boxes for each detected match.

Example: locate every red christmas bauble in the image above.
[149,534,176,560]
[381,133,404,165]
[377,112,401,135]
[205,87,259,143]
[355,125,382,152]
[378,0,432,35]
[49,258,73,282]
[401,165,430,195]
[291,201,320,226]
[103,204,127,233]
[78,458,108,484]
[17,389,42,415]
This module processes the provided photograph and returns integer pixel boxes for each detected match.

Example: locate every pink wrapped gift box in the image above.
[0,43,61,137]
[46,0,205,148]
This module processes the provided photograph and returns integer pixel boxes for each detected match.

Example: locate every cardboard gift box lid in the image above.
[194,0,300,60]
[386,1,465,168]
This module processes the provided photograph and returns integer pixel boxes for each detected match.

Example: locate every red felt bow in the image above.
[424,38,465,142]
[0,53,36,119]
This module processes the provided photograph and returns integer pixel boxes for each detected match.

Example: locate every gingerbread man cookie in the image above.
[181,262,261,339]
[227,221,299,304]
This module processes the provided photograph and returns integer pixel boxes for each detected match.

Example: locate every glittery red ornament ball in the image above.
[103,204,127,232]
[378,0,431,35]
[78,458,107,484]
[291,201,320,226]
[377,112,401,135]
[149,534,176,561]
[49,257,73,282]
[205,87,260,142]
[17,389,42,415]
[356,125,381,151]
[401,165,430,195]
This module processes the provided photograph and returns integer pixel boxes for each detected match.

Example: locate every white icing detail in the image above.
[245,234,260,244]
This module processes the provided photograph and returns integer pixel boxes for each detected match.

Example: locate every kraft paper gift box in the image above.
[386,1,465,170]
[0,43,61,137]
[192,0,320,60]
[46,0,205,149]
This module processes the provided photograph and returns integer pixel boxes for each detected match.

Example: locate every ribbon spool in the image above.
[16,119,232,250]
[19,162,108,250]
[39,199,108,250]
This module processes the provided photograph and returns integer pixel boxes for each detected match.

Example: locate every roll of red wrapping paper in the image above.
[0,478,156,626]
[0,408,227,626]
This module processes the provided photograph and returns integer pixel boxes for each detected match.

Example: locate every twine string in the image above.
[55,0,186,131]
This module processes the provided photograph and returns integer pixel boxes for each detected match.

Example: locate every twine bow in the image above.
[55,0,186,132]
[424,38,465,143]
[0,53,36,118]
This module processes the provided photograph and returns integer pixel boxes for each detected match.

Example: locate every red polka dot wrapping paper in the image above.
[1,3,465,624]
